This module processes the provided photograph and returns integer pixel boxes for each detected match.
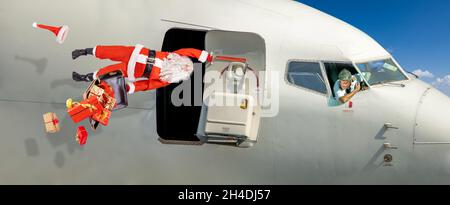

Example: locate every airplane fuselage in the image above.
[1,0,449,184]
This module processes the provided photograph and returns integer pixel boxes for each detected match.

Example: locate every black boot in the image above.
[72,48,93,60]
[72,71,94,82]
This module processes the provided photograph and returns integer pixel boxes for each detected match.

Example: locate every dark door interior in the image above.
[157,28,207,141]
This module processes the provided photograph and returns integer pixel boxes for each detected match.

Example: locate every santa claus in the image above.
[71,44,213,94]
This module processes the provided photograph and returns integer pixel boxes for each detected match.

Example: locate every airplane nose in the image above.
[414,88,450,144]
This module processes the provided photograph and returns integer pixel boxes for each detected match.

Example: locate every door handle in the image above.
[384,143,398,150]
[384,123,399,129]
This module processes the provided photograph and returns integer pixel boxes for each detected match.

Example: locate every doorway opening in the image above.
[156,28,207,143]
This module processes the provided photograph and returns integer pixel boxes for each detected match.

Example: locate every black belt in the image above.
[143,50,156,78]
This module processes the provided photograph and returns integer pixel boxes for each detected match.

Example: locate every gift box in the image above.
[98,71,128,111]
[98,81,115,98]
[84,80,116,111]
[102,94,116,111]
[83,80,102,100]
[76,126,88,145]
[43,112,60,133]
[85,84,104,100]
[67,96,102,124]
[91,108,111,126]
[97,81,116,109]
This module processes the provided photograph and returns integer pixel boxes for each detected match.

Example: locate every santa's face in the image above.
[159,53,194,83]
[181,63,192,72]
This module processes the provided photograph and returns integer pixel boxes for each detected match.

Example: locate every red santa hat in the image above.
[32,22,69,44]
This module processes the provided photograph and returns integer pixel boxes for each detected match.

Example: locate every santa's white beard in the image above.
[159,53,194,83]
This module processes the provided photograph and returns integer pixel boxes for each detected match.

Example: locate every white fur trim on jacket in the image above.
[93,46,97,57]
[154,58,163,68]
[127,82,135,94]
[198,51,209,63]
[137,54,148,64]
[127,44,144,81]
[93,70,98,80]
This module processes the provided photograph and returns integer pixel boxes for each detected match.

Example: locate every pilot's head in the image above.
[160,53,194,83]
[338,69,352,90]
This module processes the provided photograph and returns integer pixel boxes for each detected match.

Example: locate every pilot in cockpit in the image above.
[333,69,362,104]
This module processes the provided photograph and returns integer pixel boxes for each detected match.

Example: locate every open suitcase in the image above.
[86,71,128,130]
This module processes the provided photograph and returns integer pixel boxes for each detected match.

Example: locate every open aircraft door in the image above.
[197,30,266,148]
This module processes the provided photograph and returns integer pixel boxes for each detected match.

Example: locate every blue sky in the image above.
[298,0,450,95]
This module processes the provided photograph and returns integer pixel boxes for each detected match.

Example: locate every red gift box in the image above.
[84,80,116,111]
[91,109,111,126]
[76,126,88,145]
[102,94,116,111]
[98,81,115,98]
[98,81,116,110]
[67,96,102,124]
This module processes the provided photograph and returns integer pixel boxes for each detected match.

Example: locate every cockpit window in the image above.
[286,61,327,94]
[356,59,407,85]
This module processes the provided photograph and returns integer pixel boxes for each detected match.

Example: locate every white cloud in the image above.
[409,70,450,97]
[431,75,450,96]
[413,69,434,78]
[432,75,450,86]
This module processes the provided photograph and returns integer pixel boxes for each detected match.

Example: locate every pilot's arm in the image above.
[338,83,361,104]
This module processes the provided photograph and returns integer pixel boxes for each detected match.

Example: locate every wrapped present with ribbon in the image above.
[98,81,115,98]
[66,96,103,124]
[91,108,111,126]
[97,81,116,110]
[83,80,116,111]
[76,126,88,146]
[98,71,128,111]
[102,94,116,111]
[43,112,60,133]
[83,81,105,100]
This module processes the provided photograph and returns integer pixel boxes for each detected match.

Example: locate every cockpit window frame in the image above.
[353,57,411,87]
[284,57,410,98]
[284,59,330,97]
[320,60,371,99]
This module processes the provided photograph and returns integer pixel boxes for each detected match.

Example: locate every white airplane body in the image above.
[0,0,449,184]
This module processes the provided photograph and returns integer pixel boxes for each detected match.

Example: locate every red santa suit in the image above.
[92,44,212,94]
